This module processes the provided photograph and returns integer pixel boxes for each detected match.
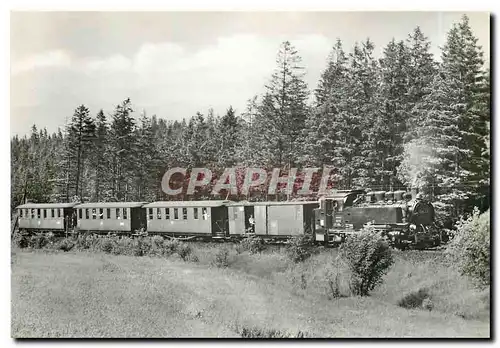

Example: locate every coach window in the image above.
[57,209,61,218]
[148,208,153,220]
[86,209,90,219]
[37,209,41,219]
[78,209,82,219]
[193,208,199,220]
[182,208,187,220]
[92,208,96,220]
[156,208,162,220]
[43,209,47,219]
[31,209,35,218]
[19,209,23,218]
[165,208,170,220]
[51,209,55,218]
[174,208,179,220]
[123,208,128,220]
[202,208,208,220]
[116,208,121,220]
[99,208,104,219]
[106,209,111,219]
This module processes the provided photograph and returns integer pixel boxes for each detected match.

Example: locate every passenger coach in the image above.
[142,200,231,238]
[76,202,147,233]
[16,203,78,233]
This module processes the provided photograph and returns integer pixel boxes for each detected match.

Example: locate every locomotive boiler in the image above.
[313,189,440,249]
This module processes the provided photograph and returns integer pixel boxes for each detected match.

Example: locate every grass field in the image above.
[11,245,490,338]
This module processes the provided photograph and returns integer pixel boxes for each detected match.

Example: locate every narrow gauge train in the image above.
[15,189,440,248]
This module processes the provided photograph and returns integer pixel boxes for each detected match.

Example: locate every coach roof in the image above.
[75,202,147,208]
[143,200,232,208]
[228,201,319,206]
[16,203,79,209]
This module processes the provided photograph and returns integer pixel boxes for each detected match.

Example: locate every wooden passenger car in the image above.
[75,202,147,233]
[228,201,318,237]
[16,203,78,232]
[142,201,231,237]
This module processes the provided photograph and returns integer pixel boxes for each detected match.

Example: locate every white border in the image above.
[2,1,496,347]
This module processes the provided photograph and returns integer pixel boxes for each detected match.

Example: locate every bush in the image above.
[163,239,180,256]
[75,234,94,250]
[176,242,193,261]
[237,326,308,338]
[57,238,75,252]
[286,235,312,263]
[239,235,265,254]
[12,232,29,249]
[29,234,49,249]
[446,208,490,288]
[397,288,430,309]
[341,228,394,296]
[213,248,230,268]
[99,237,115,254]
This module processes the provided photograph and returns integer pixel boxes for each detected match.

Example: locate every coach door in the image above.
[228,206,246,235]
[211,206,229,237]
[254,205,268,235]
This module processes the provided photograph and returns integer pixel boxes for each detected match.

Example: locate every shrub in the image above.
[99,237,115,254]
[112,237,133,255]
[177,242,192,261]
[75,234,93,250]
[341,227,394,296]
[29,234,49,249]
[163,239,180,256]
[239,235,265,254]
[286,235,312,263]
[150,235,165,256]
[57,238,75,252]
[12,232,29,249]
[446,208,490,288]
[213,248,230,268]
[237,326,308,338]
[397,288,430,309]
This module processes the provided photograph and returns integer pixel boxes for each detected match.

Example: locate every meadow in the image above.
[11,241,490,338]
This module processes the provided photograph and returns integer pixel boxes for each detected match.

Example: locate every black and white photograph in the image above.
[9,10,491,338]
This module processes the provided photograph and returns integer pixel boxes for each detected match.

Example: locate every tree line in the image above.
[11,15,490,226]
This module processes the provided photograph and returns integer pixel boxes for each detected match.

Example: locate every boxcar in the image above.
[16,203,78,232]
[142,201,231,237]
[75,202,147,233]
[228,201,318,237]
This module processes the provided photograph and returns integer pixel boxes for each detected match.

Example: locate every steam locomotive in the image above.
[314,189,441,249]
[15,188,440,248]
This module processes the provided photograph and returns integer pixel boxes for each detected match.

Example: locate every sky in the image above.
[10,11,490,137]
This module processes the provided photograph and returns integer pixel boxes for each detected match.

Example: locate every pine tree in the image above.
[343,39,381,188]
[405,26,438,142]
[65,105,96,201]
[399,15,490,220]
[108,98,136,201]
[91,109,109,201]
[376,39,410,189]
[257,41,310,168]
[302,39,349,168]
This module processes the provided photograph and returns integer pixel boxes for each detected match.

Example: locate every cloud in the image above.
[11,49,72,75]
[11,34,335,136]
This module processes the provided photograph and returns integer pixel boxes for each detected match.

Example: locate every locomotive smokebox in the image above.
[411,188,418,200]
